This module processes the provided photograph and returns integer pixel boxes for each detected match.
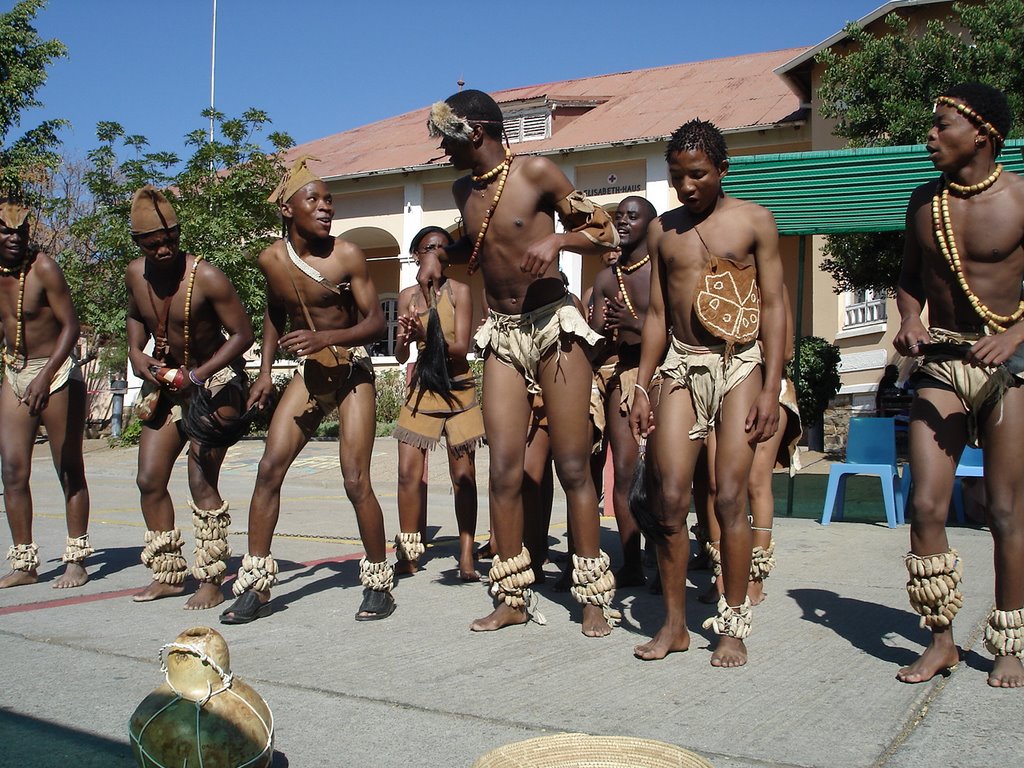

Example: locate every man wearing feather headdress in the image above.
[419,89,621,636]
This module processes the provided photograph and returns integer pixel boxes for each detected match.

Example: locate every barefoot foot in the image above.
[710,636,748,668]
[634,623,690,660]
[0,568,38,589]
[458,552,479,581]
[132,581,185,602]
[470,602,528,631]
[896,640,959,684]
[582,604,612,637]
[185,581,226,610]
[52,563,88,589]
[988,655,1024,688]
[747,578,766,606]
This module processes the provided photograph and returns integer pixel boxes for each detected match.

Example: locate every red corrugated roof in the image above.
[290,48,808,180]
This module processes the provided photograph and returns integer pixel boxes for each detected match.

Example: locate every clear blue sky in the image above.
[14,0,884,163]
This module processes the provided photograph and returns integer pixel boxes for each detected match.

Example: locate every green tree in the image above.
[61,111,293,369]
[788,336,841,428]
[0,0,67,200]
[815,0,1024,293]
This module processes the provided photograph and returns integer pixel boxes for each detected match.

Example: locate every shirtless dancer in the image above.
[589,196,657,587]
[895,83,1024,688]
[0,198,91,589]
[700,287,800,606]
[419,90,621,635]
[393,226,484,581]
[126,186,254,609]
[629,119,784,666]
[221,158,393,624]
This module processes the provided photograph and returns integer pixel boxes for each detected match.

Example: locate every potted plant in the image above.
[787,335,841,451]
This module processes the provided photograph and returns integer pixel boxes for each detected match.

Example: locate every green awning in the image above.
[722,140,1024,236]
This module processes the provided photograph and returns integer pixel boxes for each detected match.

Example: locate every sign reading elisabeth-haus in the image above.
[582,183,643,197]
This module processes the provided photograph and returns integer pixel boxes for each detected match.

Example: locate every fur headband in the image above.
[427,101,477,142]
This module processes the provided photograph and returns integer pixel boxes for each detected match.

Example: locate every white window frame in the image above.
[370,293,400,358]
[843,288,887,329]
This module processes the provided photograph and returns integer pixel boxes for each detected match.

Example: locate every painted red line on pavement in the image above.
[0,551,368,617]
[0,586,145,616]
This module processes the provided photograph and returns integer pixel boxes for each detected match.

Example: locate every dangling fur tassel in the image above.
[409,293,471,408]
[628,437,669,539]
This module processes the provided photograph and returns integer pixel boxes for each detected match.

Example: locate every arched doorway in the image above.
[339,226,402,357]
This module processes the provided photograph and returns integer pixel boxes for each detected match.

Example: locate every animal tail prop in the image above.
[182,384,256,448]
[628,437,669,539]
[409,290,471,407]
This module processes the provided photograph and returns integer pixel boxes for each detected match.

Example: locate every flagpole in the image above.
[209,0,217,145]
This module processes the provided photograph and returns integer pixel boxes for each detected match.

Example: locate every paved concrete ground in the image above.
[0,438,1020,767]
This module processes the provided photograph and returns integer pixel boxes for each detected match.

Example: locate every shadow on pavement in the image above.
[789,587,923,666]
[82,546,146,583]
[0,706,291,767]
[0,707,134,767]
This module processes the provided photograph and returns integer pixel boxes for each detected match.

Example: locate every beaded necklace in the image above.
[182,257,201,369]
[946,164,1002,197]
[931,180,1024,332]
[472,149,514,184]
[145,256,202,366]
[467,156,513,275]
[1,259,29,371]
[613,253,650,319]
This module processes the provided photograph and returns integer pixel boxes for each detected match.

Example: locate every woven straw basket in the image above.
[472,733,715,768]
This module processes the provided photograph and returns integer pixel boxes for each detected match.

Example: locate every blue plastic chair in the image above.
[821,417,905,527]
[952,446,984,523]
[899,445,983,524]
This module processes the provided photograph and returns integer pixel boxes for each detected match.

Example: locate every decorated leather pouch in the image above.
[693,253,761,346]
[286,260,351,396]
[133,382,162,423]
[302,344,352,396]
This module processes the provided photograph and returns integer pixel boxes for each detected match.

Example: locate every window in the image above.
[503,110,550,143]
[844,288,887,328]
[370,294,399,357]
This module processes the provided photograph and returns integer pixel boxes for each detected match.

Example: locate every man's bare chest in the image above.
[924,211,1023,268]
[0,274,46,322]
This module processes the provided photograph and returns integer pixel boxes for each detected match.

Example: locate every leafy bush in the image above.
[375,367,406,424]
[108,416,142,447]
[316,420,339,438]
[469,358,484,408]
[787,336,842,428]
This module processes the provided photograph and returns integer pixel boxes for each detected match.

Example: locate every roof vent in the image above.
[503,109,551,143]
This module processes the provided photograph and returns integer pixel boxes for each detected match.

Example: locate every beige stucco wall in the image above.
[318,124,816,363]
[797,1,978,400]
